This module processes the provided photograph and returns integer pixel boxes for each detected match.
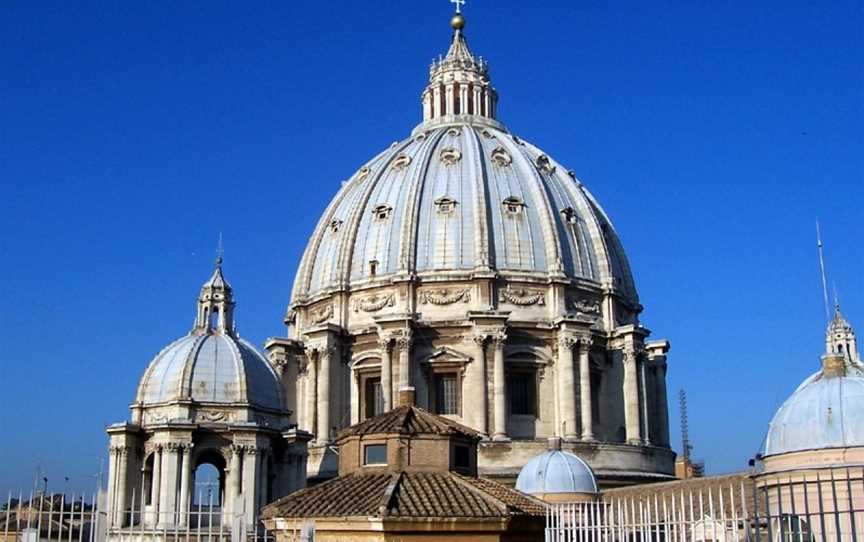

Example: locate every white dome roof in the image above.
[515,449,598,495]
[291,123,636,303]
[764,361,864,456]
[135,333,283,411]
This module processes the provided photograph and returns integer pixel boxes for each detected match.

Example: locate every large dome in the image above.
[136,333,283,410]
[290,18,636,306]
[291,123,636,304]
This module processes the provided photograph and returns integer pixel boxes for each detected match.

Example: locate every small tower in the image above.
[826,304,859,363]
[194,255,235,334]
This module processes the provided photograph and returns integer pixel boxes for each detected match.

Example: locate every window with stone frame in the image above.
[591,370,602,424]
[364,375,384,420]
[507,369,537,416]
[432,372,460,415]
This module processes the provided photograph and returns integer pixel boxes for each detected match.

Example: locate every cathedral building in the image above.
[265,12,675,487]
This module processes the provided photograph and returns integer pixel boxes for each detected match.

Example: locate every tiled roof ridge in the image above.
[377,472,403,517]
[260,473,358,518]
[338,405,481,439]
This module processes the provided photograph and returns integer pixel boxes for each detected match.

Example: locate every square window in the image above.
[453,444,470,469]
[364,444,387,465]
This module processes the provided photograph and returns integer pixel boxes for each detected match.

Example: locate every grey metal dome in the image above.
[134,260,283,412]
[515,449,598,495]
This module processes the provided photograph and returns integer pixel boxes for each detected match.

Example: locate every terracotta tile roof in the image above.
[262,472,546,520]
[337,405,481,440]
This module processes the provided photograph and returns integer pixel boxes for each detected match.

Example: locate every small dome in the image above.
[136,333,283,410]
[764,361,864,456]
[515,449,598,495]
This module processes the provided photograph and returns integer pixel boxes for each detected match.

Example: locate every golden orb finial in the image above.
[451,13,466,30]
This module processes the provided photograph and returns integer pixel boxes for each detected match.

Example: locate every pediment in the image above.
[423,346,472,365]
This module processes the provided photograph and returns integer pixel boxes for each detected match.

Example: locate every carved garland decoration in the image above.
[309,304,333,324]
[419,288,471,305]
[499,287,546,306]
[353,292,396,313]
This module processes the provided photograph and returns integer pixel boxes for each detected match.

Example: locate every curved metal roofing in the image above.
[291,122,637,303]
[764,361,864,456]
[515,449,599,495]
[136,333,283,411]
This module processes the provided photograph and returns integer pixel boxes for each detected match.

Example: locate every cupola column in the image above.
[556,333,578,439]
[378,338,393,411]
[396,336,412,392]
[241,445,259,525]
[150,445,162,524]
[177,443,192,527]
[158,443,180,528]
[622,346,643,445]
[578,336,595,441]
[467,334,489,434]
[491,331,508,441]
[316,346,333,443]
[646,340,671,447]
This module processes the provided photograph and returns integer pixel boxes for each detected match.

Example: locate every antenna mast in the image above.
[679,388,692,462]
[816,220,831,320]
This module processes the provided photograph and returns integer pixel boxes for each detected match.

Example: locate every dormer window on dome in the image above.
[372,204,392,221]
[434,196,457,215]
[503,196,525,216]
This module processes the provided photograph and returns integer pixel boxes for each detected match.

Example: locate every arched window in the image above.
[209,307,219,330]
[192,450,227,510]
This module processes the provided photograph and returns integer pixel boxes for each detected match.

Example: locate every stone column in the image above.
[651,353,670,447]
[350,368,360,425]
[241,446,259,526]
[396,336,411,391]
[622,347,642,444]
[557,333,578,439]
[467,334,488,434]
[379,338,392,411]
[158,443,179,528]
[106,447,117,526]
[472,86,481,116]
[177,444,192,526]
[226,445,241,518]
[445,83,455,116]
[150,445,162,526]
[304,348,317,437]
[491,332,508,441]
[317,347,332,443]
[639,359,652,445]
[578,336,595,441]
[115,447,129,527]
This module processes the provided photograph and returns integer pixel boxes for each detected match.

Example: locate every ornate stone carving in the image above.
[557,333,578,348]
[500,287,545,306]
[355,167,371,182]
[418,287,471,305]
[490,147,512,167]
[395,336,411,349]
[353,292,396,313]
[309,304,333,324]
[566,297,601,319]
[439,148,462,166]
[535,154,556,174]
[391,154,412,171]
[144,412,168,424]
[198,410,229,423]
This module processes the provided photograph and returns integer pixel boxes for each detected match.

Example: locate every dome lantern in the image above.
[421,12,499,125]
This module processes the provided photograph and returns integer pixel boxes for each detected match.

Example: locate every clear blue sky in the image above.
[1,1,861,495]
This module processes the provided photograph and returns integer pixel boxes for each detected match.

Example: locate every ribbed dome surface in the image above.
[764,362,864,456]
[515,449,598,495]
[292,122,636,302]
[136,333,283,411]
